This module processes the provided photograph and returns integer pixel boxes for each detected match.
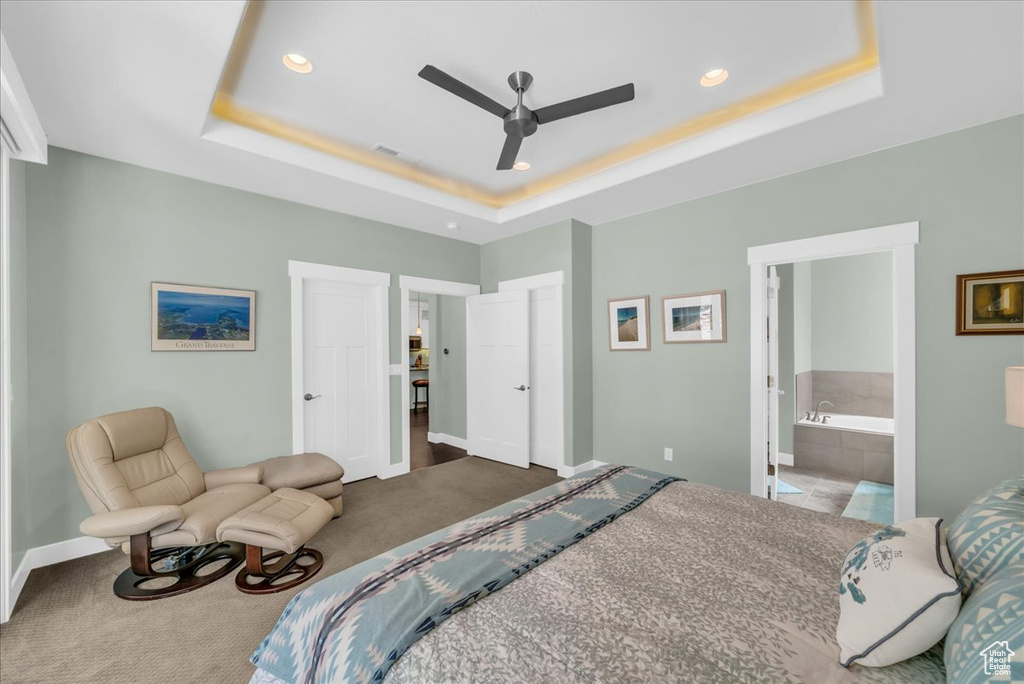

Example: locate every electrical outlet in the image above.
[664,447,673,462]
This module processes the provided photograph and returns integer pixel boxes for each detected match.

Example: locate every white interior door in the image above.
[303,279,382,482]
[767,266,781,500]
[528,286,562,469]
[466,291,530,468]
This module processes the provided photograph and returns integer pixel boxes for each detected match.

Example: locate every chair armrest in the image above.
[204,465,264,490]
[80,506,184,538]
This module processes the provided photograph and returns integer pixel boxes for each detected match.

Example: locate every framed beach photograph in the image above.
[955,269,1024,335]
[608,296,650,351]
[151,282,256,351]
[662,290,727,344]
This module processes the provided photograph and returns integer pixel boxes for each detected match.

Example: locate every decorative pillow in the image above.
[946,477,1024,599]
[944,564,1023,684]
[836,518,962,668]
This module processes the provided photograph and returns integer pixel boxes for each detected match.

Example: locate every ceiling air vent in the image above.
[372,143,421,165]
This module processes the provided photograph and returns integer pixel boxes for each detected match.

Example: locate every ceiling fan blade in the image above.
[496,135,523,170]
[418,65,509,119]
[534,83,635,125]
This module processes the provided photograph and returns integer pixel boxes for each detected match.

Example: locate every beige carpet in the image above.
[0,458,560,684]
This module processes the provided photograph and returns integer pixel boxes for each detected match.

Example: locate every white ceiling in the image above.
[1,1,1021,244]
[232,1,862,193]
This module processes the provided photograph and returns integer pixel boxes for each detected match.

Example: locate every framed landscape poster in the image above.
[608,296,650,351]
[662,290,727,344]
[955,269,1024,335]
[151,282,256,351]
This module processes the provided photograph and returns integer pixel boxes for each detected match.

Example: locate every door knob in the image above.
[512,385,529,391]
[303,393,322,401]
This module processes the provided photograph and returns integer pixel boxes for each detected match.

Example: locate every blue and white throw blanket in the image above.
[250,465,680,684]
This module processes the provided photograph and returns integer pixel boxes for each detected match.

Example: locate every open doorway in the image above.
[770,255,895,524]
[399,276,480,475]
[408,290,471,470]
[749,223,919,523]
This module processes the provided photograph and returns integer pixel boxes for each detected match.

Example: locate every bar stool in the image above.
[412,379,429,411]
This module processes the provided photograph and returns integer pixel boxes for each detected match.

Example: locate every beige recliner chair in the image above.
[66,407,270,600]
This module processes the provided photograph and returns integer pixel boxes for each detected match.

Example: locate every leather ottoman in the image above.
[216,487,333,593]
[249,452,344,518]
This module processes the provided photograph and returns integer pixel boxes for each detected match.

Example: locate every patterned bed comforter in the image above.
[250,466,946,684]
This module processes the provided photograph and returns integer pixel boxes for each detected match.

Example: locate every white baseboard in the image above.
[778,452,794,467]
[557,460,608,479]
[379,460,411,479]
[9,535,110,620]
[426,432,468,450]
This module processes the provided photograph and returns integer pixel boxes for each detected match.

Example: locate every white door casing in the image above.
[466,290,530,468]
[289,261,389,484]
[396,275,480,478]
[767,266,780,500]
[747,222,919,522]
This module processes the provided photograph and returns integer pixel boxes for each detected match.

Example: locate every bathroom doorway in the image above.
[770,256,895,523]
[749,223,919,523]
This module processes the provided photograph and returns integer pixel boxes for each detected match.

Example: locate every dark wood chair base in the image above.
[234,545,325,595]
[114,538,246,601]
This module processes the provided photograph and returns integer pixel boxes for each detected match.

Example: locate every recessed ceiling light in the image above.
[513,161,531,171]
[700,68,728,87]
[446,222,460,231]
[283,53,313,74]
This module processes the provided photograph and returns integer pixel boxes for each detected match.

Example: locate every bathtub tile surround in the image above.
[796,370,894,419]
[794,422,895,485]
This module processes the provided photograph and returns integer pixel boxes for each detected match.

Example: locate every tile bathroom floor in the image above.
[777,465,858,516]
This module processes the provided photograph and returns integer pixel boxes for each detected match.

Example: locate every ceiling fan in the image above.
[418,65,635,171]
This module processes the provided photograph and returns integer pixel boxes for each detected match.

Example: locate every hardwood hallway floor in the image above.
[410,408,470,470]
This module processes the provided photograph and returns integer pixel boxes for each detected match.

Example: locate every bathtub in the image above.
[793,413,894,484]
[797,413,893,436]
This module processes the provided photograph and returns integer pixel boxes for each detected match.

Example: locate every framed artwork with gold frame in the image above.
[955,269,1024,335]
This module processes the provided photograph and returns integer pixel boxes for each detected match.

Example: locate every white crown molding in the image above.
[0,32,47,164]
[202,69,882,225]
[498,69,883,223]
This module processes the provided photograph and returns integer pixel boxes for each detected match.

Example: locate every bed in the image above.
[248,465,945,684]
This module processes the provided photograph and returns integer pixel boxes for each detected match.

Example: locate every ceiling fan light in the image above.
[283,53,313,74]
[513,161,531,171]
[700,68,729,87]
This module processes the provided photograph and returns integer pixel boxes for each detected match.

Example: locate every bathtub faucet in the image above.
[811,400,835,423]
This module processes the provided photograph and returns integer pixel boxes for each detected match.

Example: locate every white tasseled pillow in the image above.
[836,517,962,668]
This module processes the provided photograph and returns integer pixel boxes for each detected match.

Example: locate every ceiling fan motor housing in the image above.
[504,71,538,138]
[504,105,538,138]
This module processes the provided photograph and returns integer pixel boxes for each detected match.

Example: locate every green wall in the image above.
[11,117,1023,556]
[20,147,479,550]
[776,264,795,455]
[793,261,813,374]
[801,252,893,373]
[479,218,593,467]
[591,115,1024,523]
[428,294,467,439]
